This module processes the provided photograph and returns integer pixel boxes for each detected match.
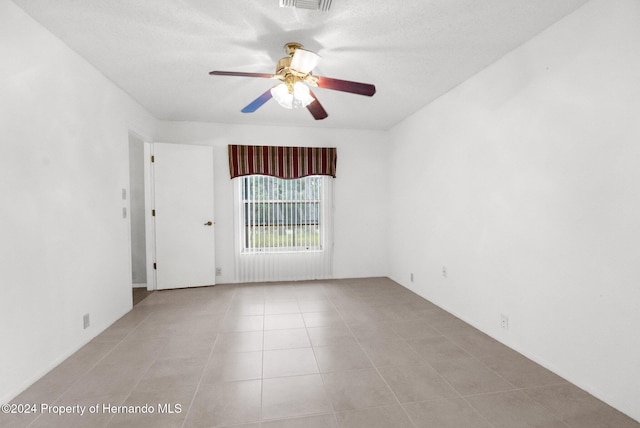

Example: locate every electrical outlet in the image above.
[442,266,447,278]
[215,267,222,276]
[83,313,90,329]
[122,207,127,218]
[500,314,509,330]
[410,273,414,282]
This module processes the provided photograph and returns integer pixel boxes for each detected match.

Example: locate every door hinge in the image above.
[151,155,155,163]
[152,209,156,216]
[153,262,157,270]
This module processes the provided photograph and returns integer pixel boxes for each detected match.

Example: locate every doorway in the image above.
[152,142,216,289]
[128,140,216,292]
[128,133,148,291]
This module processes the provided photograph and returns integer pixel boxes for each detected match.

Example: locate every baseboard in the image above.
[132,283,147,288]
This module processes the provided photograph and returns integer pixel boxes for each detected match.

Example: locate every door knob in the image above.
[204,221,213,226]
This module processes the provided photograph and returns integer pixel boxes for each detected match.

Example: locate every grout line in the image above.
[396,321,499,427]
[332,282,506,428]
[430,327,573,427]
[303,285,341,428]
[404,317,574,427]
[329,281,421,428]
[179,286,237,428]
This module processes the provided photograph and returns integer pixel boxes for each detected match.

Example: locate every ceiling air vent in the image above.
[279,0,333,12]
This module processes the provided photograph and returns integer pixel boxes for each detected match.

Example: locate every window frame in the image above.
[239,175,326,254]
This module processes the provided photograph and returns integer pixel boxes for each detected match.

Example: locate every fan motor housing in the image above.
[284,42,304,56]
[275,57,292,75]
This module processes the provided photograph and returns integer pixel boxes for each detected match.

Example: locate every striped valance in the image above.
[228,145,337,179]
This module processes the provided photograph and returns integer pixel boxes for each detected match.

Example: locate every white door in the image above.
[153,143,215,290]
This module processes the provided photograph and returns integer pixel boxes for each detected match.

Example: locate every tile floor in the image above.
[3,277,638,428]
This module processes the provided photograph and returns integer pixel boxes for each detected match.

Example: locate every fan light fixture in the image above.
[269,44,318,109]
[271,80,314,109]
[290,48,320,74]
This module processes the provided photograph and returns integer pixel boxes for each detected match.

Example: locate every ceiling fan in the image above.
[209,42,376,120]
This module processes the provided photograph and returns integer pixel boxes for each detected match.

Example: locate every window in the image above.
[240,175,326,253]
[229,145,335,281]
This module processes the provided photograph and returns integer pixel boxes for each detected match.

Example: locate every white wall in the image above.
[387,0,640,421]
[0,0,157,403]
[155,121,389,283]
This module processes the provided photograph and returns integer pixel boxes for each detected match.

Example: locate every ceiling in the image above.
[12,0,589,130]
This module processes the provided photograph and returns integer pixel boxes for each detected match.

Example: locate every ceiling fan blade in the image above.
[241,89,273,113]
[210,71,275,79]
[307,90,328,120]
[316,76,376,97]
[291,49,320,74]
